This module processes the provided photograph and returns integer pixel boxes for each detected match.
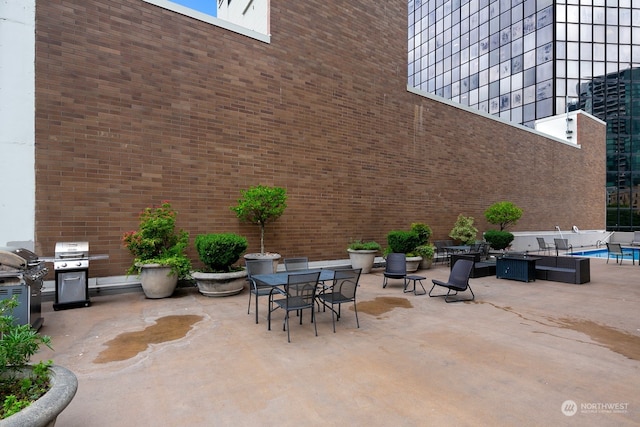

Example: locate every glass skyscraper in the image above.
[408,0,640,230]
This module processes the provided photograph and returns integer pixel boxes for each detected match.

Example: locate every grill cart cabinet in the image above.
[496,255,541,282]
[0,247,47,330]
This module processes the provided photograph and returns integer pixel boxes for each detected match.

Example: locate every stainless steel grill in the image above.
[0,246,47,329]
[53,241,91,310]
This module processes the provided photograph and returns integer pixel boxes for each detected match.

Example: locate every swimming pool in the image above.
[571,248,639,262]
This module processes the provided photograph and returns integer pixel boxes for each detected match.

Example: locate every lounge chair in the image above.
[632,231,640,246]
[606,243,634,265]
[536,237,554,255]
[554,238,573,256]
[382,253,407,289]
[429,258,474,303]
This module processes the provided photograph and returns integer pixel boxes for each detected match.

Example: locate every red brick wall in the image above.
[34,0,605,277]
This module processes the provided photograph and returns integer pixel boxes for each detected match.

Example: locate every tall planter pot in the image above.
[419,257,433,270]
[347,249,377,274]
[192,270,248,297]
[138,264,178,299]
[406,256,423,273]
[243,253,281,273]
[2,365,78,427]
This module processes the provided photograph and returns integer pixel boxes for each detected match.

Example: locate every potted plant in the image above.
[0,297,77,424]
[347,240,382,274]
[122,201,192,299]
[386,230,423,272]
[483,201,522,250]
[448,214,478,245]
[414,244,435,269]
[192,233,249,297]
[230,185,287,272]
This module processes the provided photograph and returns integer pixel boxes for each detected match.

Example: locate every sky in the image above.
[170,0,217,17]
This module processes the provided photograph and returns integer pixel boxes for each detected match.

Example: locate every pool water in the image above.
[571,248,639,261]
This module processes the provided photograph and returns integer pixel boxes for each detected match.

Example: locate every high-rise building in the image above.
[408,0,640,230]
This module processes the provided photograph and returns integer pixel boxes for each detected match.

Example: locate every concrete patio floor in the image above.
[33,257,639,426]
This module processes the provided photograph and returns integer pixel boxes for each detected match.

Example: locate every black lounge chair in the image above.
[429,258,474,303]
[382,253,407,289]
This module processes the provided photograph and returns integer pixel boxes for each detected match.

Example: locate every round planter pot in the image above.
[1,365,78,427]
[347,249,378,274]
[138,264,178,299]
[419,257,433,270]
[243,253,281,273]
[192,270,248,297]
[406,256,423,273]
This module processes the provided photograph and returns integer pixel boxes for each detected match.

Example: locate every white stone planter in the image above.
[243,253,281,273]
[192,270,248,297]
[1,365,77,427]
[406,256,423,273]
[419,257,433,270]
[347,249,378,274]
[138,264,178,299]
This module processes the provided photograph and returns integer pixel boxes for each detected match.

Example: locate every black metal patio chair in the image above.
[317,268,362,333]
[246,259,280,324]
[382,253,407,289]
[268,271,321,342]
[429,258,474,303]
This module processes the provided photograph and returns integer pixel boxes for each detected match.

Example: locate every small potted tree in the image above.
[230,185,287,272]
[448,214,478,245]
[192,233,249,297]
[122,201,192,299]
[411,222,434,269]
[483,201,523,251]
[347,240,382,274]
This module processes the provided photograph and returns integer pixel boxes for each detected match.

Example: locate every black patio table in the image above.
[252,269,336,288]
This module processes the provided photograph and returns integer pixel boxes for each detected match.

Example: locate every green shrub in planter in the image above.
[414,244,435,259]
[387,230,421,254]
[484,229,514,250]
[195,233,248,272]
[410,223,432,245]
[347,240,382,251]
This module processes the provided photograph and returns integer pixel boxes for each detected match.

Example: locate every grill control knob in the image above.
[76,262,82,267]
[61,263,67,268]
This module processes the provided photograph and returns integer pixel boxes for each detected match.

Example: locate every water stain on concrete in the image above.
[94,315,203,363]
[555,318,640,361]
[475,301,640,361]
[357,297,412,316]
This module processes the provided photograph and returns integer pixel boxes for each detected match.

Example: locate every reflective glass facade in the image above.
[408,0,640,230]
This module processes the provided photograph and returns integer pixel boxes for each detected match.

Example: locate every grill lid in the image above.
[55,241,89,259]
[0,246,40,272]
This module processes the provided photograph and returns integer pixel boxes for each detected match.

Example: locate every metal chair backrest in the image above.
[385,253,406,275]
[554,238,570,250]
[245,259,274,280]
[536,237,548,250]
[285,272,320,306]
[284,257,309,271]
[332,268,362,300]
[607,242,623,255]
[448,259,474,290]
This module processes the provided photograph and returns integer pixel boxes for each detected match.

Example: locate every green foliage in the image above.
[195,233,248,272]
[347,240,381,251]
[414,244,435,259]
[410,223,432,245]
[122,201,192,279]
[484,201,523,231]
[484,229,515,250]
[230,185,287,254]
[0,298,53,419]
[449,214,478,245]
[387,230,422,254]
